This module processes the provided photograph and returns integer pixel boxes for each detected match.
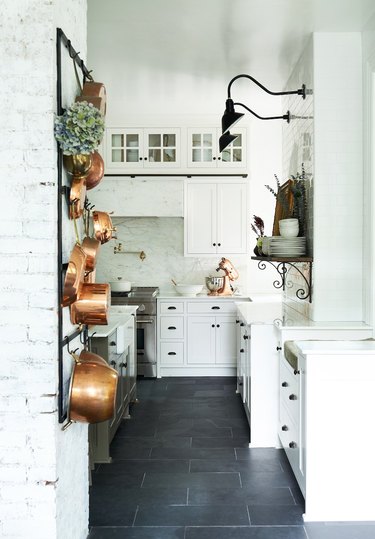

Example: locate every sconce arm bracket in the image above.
[227,74,306,100]
[234,102,290,123]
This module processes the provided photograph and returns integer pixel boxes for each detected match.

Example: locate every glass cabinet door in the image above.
[105,128,143,168]
[143,129,180,167]
[218,129,246,168]
[187,129,217,167]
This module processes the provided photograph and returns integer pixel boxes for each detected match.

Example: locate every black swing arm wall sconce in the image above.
[219,74,306,152]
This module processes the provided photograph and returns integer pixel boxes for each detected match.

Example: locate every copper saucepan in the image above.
[70,176,87,219]
[62,244,87,307]
[68,355,118,423]
[81,236,101,274]
[70,283,110,325]
[92,211,117,244]
[85,151,104,191]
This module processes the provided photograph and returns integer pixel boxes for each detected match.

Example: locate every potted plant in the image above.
[54,100,105,175]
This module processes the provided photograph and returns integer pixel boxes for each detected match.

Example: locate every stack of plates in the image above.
[269,236,306,257]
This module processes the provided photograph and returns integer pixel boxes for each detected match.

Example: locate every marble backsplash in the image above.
[95,217,248,294]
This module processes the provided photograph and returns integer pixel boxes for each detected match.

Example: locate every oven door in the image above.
[136,315,157,377]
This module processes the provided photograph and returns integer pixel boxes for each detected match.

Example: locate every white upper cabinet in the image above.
[184,179,248,256]
[103,125,247,174]
[105,128,181,173]
[187,128,246,169]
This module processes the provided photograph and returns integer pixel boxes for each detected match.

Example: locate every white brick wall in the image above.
[0,1,88,539]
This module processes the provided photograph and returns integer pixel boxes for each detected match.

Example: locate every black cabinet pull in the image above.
[236,320,240,324]
[276,346,282,351]
[213,156,216,160]
[294,369,300,375]
[218,243,221,247]
[168,306,176,310]
[168,326,176,330]
[139,157,143,160]
[211,306,220,310]
[144,156,148,160]
[110,341,116,346]
[216,324,220,328]
[289,441,297,449]
[289,394,298,401]
[217,156,221,160]
[243,335,249,340]
[240,348,244,353]
[110,360,116,367]
[281,381,288,387]
[240,322,244,326]
[211,324,215,328]
[281,425,288,431]
[168,352,176,355]
[213,243,216,246]
[120,362,127,368]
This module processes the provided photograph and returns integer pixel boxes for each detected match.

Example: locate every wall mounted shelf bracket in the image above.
[251,257,313,303]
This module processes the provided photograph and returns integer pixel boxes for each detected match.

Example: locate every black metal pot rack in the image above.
[251,256,313,303]
[57,28,92,424]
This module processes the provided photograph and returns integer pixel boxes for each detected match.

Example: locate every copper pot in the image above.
[70,176,87,219]
[62,244,87,307]
[70,283,110,325]
[79,349,107,366]
[85,151,104,190]
[92,211,117,244]
[81,236,101,274]
[68,355,118,423]
[75,82,107,116]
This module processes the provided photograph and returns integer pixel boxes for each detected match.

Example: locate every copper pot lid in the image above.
[62,244,87,307]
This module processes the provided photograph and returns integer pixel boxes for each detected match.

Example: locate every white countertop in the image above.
[236,301,283,325]
[275,318,372,330]
[157,291,251,300]
[295,339,375,354]
[89,306,137,338]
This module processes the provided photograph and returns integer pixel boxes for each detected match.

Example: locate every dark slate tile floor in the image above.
[88,377,375,539]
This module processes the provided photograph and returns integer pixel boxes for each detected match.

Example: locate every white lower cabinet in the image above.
[157,298,243,376]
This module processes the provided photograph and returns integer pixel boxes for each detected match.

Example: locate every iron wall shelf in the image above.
[251,256,313,303]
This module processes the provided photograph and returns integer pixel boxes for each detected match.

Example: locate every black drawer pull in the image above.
[281,425,288,431]
[276,346,282,351]
[281,381,288,387]
[289,441,297,449]
[120,362,127,368]
[243,335,249,340]
[211,306,220,310]
[110,360,116,367]
[168,306,176,310]
[110,341,116,346]
[240,348,244,353]
[168,352,176,356]
[294,369,300,375]
[289,394,297,401]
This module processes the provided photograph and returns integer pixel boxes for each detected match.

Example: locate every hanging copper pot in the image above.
[81,236,101,274]
[75,82,107,116]
[63,154,92,177]
[70,283,110,325]
[68,354,117,423]
[85,151,105,190]
[62,244,87,307]
[92,211,117,244]
[79,349,107,366]
[70,176,87,219]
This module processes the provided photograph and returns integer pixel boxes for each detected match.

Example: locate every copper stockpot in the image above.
[92,211,117,244]
[81,236,101,274]
[70,283,110,325]
[68,355,118,423]
[70,176,87,219]
[62,244,87,307]
[85,151,104,190]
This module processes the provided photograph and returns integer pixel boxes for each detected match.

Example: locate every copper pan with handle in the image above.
[62,244,87,307]
[70,282,110,325]
[81,236,101,274]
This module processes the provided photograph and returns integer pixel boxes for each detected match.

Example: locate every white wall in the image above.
[87,1,283,296]
[0,1,89,538]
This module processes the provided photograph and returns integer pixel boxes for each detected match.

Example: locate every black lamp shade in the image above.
[219,132,239,153]
[221,98,244,134]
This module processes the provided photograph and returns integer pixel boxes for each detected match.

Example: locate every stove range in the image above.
[111,286,159,378]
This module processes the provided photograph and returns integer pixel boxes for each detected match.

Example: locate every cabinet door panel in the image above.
[105,128,143,170]
[143,129,180,167]
[187,128,217,167]
[187,316,216,364]
[185,182,217,255]
[215,316,237,365]
[217,183,247,254]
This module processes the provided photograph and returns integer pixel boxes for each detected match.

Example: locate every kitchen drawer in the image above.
[160,316,184,339]
[279,402,299,466]
[187,301,236,314]
[160,301,185,314]
[280,358,299,425]
[160,342,184,365]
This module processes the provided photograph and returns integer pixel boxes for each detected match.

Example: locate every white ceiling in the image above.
[88,0,375,87]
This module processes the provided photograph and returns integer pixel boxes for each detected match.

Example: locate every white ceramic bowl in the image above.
[175,284,203,297]
[110,280,132,292]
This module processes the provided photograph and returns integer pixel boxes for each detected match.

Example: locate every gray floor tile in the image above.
[185,526,307,539]
[89,504,137,526]
[142,471,241,488]
[192,437,249,448]
[109,446,152,460]
[150,447,236,460]
[240,470,300,488]
[249,504,305,525]
[190,458,282,473]
[112,435,192,448]
[96,459,190,474]
[188,486,296,506]
[134,504,250,526]
[155,425,233,437]
[304,523,375,539]
[91,471,145,488]
[88,527,185,539]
